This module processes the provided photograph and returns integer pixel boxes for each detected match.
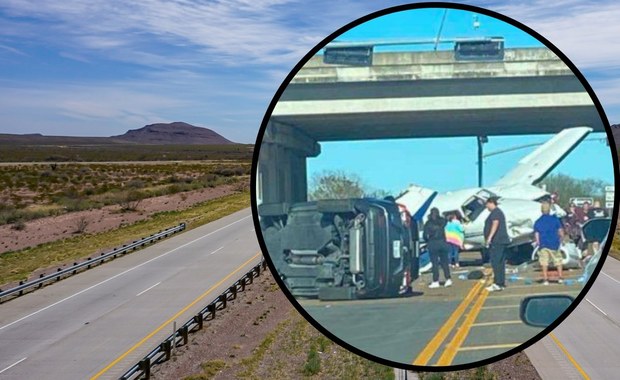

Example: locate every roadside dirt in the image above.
[151,271,544,380]
[151,270,294,379]
[0,185,236,254]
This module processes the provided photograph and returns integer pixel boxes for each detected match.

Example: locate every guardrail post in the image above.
[247,272,254,285]
[208,303,216,319]
[139,357,151,380]
[18,280,24,296]
[180,326,189,345]
[38,274,44,288]
[219,294,227,309]
[194,313,203,330]
[240,278,246,292]
[262,260,267,270]
[228,285,237,300]
[162,340,172,361]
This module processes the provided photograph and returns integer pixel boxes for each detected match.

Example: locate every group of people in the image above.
[422,208,459,289]
[422,205,471,289]
[422,196,522,292]
[423,194,609,292]
[562,200,608,247]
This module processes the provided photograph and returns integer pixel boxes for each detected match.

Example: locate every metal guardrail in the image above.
[120,259,267,380]
[0,223,186,303]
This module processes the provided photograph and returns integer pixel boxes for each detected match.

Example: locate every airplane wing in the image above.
[493,127,592,187]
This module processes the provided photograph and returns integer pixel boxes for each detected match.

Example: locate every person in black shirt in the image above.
[483,196,510,292]
[588,200,608,219]
[423,208,452,288]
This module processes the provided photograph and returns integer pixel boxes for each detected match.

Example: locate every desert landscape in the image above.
[0,122,251,287]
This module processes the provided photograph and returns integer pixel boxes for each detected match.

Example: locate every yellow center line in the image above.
[471,320,522,327]
[412,281,483,365]
[458,343,521,352]
[481,304,519,310]
[549,332,591,380]
[90,252,261,380]
[437,285,489,365]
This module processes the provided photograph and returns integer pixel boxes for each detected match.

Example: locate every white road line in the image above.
[209,246,224,255]
[602,271,620,284]
[0,357,27,374]
[0,215,250,331]
[136,282,161,297]
[586,298,608,316]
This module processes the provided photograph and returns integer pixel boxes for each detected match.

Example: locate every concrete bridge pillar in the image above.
[257,121,320,205]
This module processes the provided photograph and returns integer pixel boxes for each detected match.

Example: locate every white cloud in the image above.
[478,0,620,70]
[0,0,394,67]
[0,0,618,137]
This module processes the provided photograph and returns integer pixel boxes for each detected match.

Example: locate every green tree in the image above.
[540,173,610,207]
[309,170,365,200]
[308,170,393,201]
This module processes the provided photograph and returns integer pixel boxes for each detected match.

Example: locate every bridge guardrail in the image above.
[0,222,186,303]
[120,259,267,380]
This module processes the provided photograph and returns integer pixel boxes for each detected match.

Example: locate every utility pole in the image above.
[477,135,488,187]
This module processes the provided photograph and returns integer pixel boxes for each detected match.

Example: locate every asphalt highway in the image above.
[526,257,620,379]
[0,208,260,379]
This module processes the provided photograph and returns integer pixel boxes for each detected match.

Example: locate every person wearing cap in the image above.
[483,196,510,292]
[534,202,564,285]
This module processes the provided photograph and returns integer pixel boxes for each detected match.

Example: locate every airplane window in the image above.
[462,196,487,221]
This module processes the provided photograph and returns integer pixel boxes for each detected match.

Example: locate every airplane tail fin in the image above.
[493,127,592,187]
[396,185,438,221]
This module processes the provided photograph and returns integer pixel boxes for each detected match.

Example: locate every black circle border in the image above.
[249,1,619,372]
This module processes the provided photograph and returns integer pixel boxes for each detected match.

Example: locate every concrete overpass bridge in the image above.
[257,47,604,205]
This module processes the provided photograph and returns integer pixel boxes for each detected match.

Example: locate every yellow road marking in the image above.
[471,320,522,327]
[458,343,521,351]
[90,253,261,379]
[549,333,591,380]
[437,286,489,365]
[412,281,483,365]
[486,292,578,299]
[481,304,519,310]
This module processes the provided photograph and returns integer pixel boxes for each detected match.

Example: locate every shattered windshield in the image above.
[462,189,496,221]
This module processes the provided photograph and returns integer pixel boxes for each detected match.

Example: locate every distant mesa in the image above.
[112,122,234,145]
[0,122,235,145]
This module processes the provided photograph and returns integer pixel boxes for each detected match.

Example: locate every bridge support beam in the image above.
[257,121,320,205]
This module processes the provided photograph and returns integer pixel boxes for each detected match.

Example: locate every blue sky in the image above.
[303,5,616,193]
[1,1,619,144]
[0,1,617,192]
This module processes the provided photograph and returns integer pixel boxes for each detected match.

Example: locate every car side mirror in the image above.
[520,295,574,327]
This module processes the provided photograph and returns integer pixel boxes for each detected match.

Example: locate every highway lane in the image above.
[0,208,260,379]
[526,257,620,379]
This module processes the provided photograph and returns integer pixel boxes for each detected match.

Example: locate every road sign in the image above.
[605,184,614,209]
[324,46,373,66]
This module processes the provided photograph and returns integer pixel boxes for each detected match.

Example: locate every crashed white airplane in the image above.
[397,126,593,267]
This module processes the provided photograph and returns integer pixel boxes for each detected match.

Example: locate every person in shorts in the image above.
[534,202,565,285]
